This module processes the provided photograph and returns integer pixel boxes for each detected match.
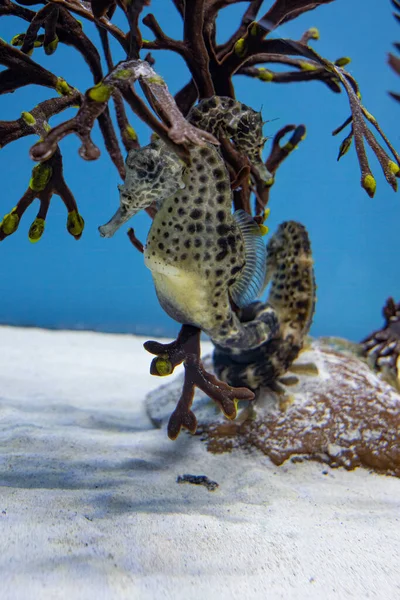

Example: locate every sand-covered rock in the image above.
[146,338,400,476]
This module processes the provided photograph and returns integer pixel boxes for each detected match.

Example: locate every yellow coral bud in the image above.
[259,224,269,236]
[155,357,173,376]
[44,36,59,55]
[337,136,353,161]
[362,108,376,124]
[299,61,317,71]
[67,210,85,238]
[21,111,36,126]
[258,68,274,82]
[115,69,132,80]
[56,78,73,96]
[249,22,259,36]
[126,126,137,141]
[223,398,238,420]
[0,208,19,236]
[11,34,24,46]
[283,141,295,152]
[307,27,320,40]
[147,75,165,85]
[43,122,51,133]
[28,218,45,243]
[234,38,247,57]
[362,174,376,197]
[263,208,271,222]
[88,82,113,102]
[29,163,52,192]
[335,57,351,67]
[388,160,400,176]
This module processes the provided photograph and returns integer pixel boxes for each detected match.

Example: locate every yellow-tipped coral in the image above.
[362,174,377,198]
[66,210,85,239]
[87,82,113,103]
[29,163,52,192]
[0,208,19,236]
[28,218,45,243]
[155,358,173,376]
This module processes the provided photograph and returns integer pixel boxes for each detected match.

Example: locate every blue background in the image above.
[0,0,399,340]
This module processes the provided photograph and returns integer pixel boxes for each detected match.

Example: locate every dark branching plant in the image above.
[1,0,399,243]
[1,0,399,437]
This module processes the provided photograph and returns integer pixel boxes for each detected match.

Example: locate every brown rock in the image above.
[146,339,400,477]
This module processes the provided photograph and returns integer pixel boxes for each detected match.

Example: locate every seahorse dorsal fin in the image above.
[230,210,267,308]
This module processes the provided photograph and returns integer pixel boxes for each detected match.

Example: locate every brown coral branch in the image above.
[335,72,399,195]
[240,37,400,197]
[29,60,219,165]
[30,94,105,162]
[254,124,307,214]
[215,0,264,56]
[127,227,144,253]
[362,297,400,392]
[144,325,254,440]
[183,0,215,98]
[238,64,341,93]
[121,0,149,59]
[96,25,140,153]
[19,4,58,54]
[0,93,81,148]
[97,109,126,179]
[0,0,35,20]
[143,3,215,98]
[48,0,128,51]
[257,0,335,32]
[0,149,84,243]
[90,0,116,19]
[0,39,63,94]
[43,5,59,54]
[7,5,104,82]
[142,13,187,56]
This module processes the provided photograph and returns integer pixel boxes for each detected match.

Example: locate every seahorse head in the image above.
[99,142,185,238]
[121,143,185,210]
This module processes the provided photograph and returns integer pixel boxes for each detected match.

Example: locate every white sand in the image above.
[1,326,400,600]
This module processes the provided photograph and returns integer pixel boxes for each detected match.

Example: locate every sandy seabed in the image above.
[0,326,399,600]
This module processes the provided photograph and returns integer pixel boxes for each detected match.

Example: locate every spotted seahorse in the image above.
[99,96,316,388]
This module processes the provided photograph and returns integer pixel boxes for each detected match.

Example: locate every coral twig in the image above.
[0,149,83,242]
[254,124,306,214]
[144,325,254,440]
[29,60,219,166]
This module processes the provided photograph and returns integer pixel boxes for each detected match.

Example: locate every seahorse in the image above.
[213,220,316,391]
[99,96,316,385]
